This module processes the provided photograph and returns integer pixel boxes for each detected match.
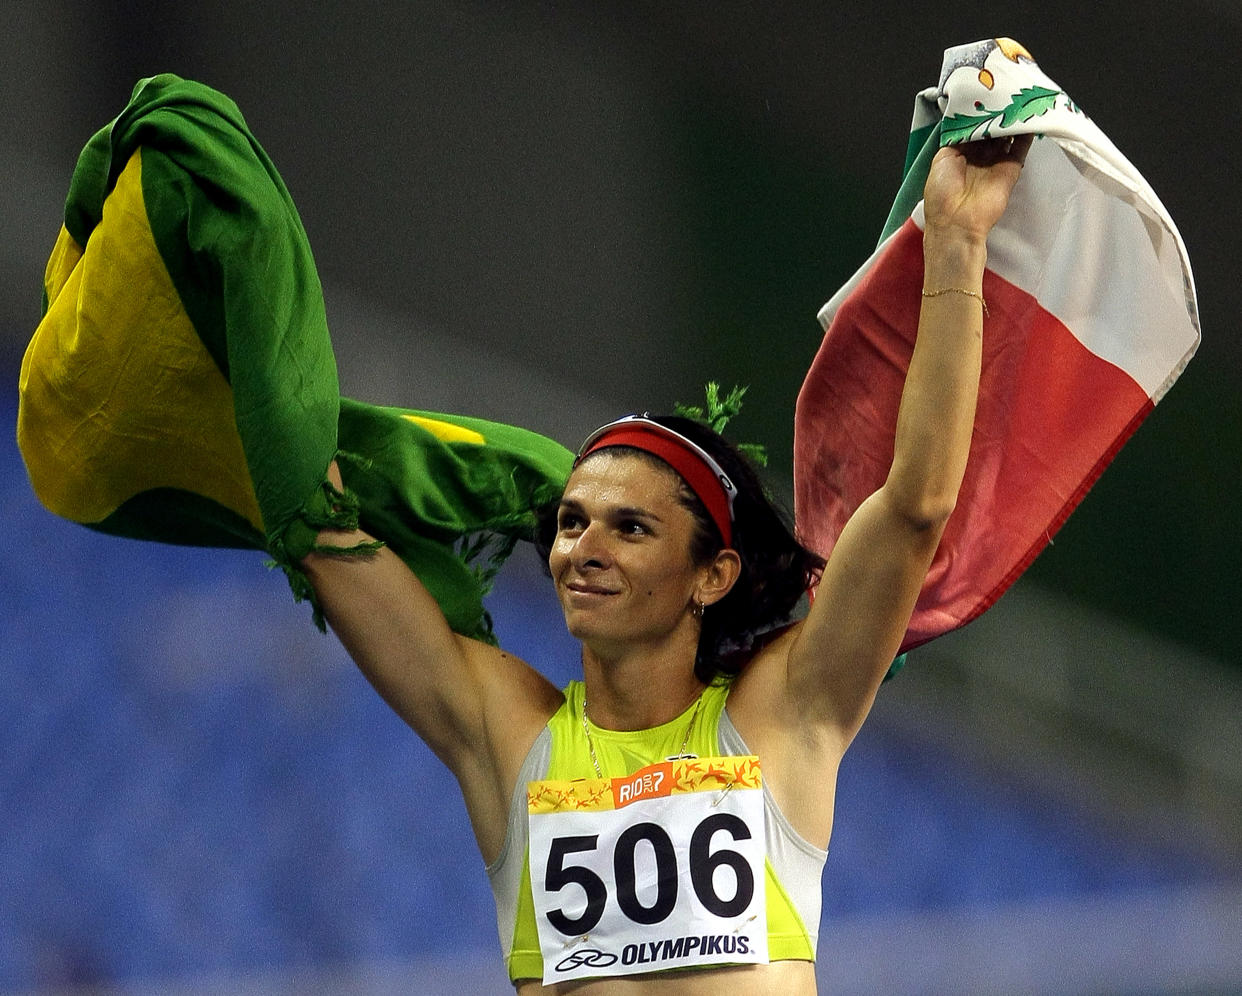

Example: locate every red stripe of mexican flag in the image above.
[794,125,1198,652]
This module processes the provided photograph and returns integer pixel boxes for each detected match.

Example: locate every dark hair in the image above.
[533,414,825,685]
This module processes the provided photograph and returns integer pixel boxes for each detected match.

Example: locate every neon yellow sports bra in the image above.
[486,680,827,982]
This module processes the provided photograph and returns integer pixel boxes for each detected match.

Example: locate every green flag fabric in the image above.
[17,74,573,642]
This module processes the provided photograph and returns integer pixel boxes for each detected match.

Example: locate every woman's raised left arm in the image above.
[783,135,1032,748]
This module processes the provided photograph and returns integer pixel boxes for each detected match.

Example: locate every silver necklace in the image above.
[580,693,703,778]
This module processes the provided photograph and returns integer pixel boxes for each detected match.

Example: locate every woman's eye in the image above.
[619,519,647,536]
[557,513,583,532]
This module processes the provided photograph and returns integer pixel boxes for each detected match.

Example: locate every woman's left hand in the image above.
[922,134,1033,246]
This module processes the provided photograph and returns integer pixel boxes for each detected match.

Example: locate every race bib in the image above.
[528,756,767,983]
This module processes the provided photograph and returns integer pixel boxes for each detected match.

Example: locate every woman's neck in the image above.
[580,637,704,732]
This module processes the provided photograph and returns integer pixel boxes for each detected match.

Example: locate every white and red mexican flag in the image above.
[793,38,1200,653]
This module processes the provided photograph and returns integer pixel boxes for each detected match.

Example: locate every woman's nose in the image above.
[569,522,610,569]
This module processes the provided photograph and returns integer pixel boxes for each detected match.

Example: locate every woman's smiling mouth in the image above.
[565,581,618,597]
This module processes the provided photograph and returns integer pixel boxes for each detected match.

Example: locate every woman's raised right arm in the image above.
[299,463,560,785]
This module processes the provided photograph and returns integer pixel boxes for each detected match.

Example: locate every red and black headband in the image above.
[574,415,737,548]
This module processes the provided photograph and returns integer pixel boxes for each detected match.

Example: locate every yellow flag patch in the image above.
[402,414,486,446]
[18,150,263,530]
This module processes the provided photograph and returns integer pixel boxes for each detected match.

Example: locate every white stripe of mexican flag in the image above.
[793,53,1199,652]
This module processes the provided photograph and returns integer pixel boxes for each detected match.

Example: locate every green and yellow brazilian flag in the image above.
[18,74,573,641]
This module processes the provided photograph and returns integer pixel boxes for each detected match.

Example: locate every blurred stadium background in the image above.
[2,2,1239,993]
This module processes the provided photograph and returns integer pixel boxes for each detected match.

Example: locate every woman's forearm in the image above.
[885,228,989,528]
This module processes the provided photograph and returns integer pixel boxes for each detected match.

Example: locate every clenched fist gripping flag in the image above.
[794,39,1200,652]
[18,74,573,640]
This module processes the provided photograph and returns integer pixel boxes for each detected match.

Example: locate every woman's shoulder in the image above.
[471,639,566,716]
[721,621,807,724]
[733,621,804,676]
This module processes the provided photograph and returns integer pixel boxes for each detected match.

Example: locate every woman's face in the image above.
[549,450,706,653]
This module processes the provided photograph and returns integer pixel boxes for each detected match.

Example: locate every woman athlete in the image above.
[301,133,1031,993]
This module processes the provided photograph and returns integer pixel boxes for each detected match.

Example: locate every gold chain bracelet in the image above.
[921,286,990,317]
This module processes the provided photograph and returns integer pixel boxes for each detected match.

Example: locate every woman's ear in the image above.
[698,548,742,608]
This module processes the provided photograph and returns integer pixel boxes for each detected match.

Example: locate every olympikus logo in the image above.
[611,761,672,807]
[621,934,751,965]
[555,948,618,972]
